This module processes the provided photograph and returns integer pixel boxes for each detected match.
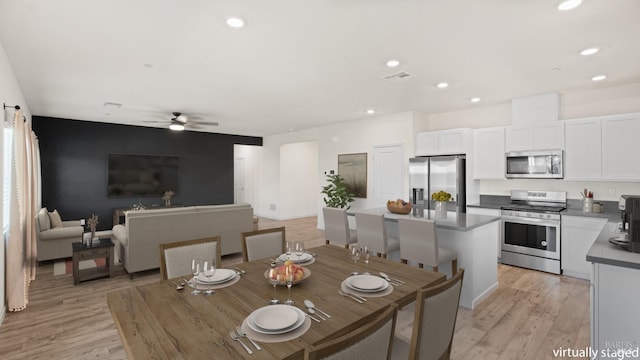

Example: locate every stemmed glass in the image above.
[286,241,293,260]
[284,265,295,305]
[268,266,281,305]
[362,246,371,274]
[202,258,217,295]
[190,258,202,295]
[350,246,361,274]
[294,242,305,261]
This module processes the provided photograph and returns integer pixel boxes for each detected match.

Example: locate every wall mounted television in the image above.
[107,154,179,197]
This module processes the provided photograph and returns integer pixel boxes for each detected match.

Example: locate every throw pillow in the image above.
[48,209,63,228]
[37,208,51,231]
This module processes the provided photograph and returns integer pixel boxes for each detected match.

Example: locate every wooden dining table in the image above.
[107,245,445,360]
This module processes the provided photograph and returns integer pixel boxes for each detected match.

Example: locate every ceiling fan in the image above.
[144,112,219,131]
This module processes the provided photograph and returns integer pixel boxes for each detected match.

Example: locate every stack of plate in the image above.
[278,252,313,264]
[345,274,389,293]
[195,269,237,285]
[247,305,306,334]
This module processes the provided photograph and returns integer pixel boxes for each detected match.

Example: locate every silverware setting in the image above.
[235,326,261,351]
[379,272,405,285]
[233,267,246,275]
[172,282,184,291]
[305,313,321,323]
[338,290,365,303]
[304,299,331,319]
[378,273,402,286]
[229,330,253,354]
[306,307,325,320]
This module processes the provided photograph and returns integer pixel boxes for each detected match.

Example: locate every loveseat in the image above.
[35,208,84,261]
[112,204,254,275]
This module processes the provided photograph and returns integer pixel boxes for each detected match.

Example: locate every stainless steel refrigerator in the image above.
[409,155,466,213]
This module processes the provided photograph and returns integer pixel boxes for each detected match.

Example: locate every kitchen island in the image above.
[349,208,500,309]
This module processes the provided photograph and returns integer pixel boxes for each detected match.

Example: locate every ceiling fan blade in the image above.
[192,120,219,126]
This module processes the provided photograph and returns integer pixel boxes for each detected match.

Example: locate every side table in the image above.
[72,238,114,285]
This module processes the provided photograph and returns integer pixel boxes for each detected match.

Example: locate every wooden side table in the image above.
[72,238,114,285]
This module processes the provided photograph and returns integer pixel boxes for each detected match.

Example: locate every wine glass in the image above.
[362,246,371,274]
[286,241,293,260]
[268,266,281,305]
[190,258,202,295]
[350,246,361,274]
[284,265,294,305]
[202,258,217,295]
[294,242,305,260]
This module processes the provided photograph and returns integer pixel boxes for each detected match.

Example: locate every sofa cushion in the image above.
[112,224,128,246]
[39,226,83,241]
[48,209,63,228]
[37,208,51,231]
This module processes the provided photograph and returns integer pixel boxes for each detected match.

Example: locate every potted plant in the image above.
[321,174,355,209]
[431,191,453,219]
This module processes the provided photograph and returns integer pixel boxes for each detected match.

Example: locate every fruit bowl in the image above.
[264,264,311,286]
[387,199,412,214]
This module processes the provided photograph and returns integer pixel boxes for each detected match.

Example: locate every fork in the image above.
[229,330,253,354]
[236,326,261,351]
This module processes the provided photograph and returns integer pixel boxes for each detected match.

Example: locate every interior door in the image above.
[373,144,403,206]
[234,157,246,204]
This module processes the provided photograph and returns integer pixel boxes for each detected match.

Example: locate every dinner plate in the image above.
[247,305,305,334]
[195,269,236,284]
[346,274,389,293]
[278,252,313,263]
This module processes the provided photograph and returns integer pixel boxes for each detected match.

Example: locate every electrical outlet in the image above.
[269,204,276,211]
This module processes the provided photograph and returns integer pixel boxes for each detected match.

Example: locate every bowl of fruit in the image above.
[386,199,412,214]
[264,261,311,286]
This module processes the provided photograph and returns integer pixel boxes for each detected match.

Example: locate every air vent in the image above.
[382,71,412,80]
[103,102,122,108]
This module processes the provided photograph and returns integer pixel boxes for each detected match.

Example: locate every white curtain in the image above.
[6,109,40,312]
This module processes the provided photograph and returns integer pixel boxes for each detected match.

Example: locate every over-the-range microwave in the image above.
[505,150,563,179]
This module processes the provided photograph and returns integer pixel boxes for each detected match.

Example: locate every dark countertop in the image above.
[587,222,640,270]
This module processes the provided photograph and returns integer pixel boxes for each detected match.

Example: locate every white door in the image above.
[373,145,403,206]
[234,157,246,203]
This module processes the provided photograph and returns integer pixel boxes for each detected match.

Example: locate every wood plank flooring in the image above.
[0,216,589,359]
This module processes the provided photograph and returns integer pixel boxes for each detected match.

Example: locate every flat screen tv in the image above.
[107,154,179,197]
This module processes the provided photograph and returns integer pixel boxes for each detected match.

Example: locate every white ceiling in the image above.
[1,0,639,137]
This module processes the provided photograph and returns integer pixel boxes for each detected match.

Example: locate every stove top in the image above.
[500,203,566,213]
[501,190,567,214]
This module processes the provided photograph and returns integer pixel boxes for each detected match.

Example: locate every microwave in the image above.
[505,150,563,179]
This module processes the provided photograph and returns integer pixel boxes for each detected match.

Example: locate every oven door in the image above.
[502,215,560,259]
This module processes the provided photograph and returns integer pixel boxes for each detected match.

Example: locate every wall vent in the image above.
[382,71,412,80]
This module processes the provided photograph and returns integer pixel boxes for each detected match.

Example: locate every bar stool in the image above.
[323,207,358,249]
[354,212,399,258]
[397,218,458,275]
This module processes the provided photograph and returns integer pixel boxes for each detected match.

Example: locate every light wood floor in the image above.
[0,216,589,359]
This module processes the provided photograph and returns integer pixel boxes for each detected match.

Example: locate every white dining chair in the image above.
[354,212,399,259]
[241,226,286,262]
[159,236,221,280]
[397,218,458,275]
[323,207,357,249]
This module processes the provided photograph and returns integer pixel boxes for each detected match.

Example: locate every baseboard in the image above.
[471,281,499,310]
[255,212,318,221]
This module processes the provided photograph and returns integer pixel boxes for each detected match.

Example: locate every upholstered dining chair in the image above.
[354,212,399,258]
[241,226,286,262]
[305,304,398,360]
[397,218,458,276]
[391,269,465,360]
[323,207,357,249]
[159,236,222,280]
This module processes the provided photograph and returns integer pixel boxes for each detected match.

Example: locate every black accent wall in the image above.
[33,117,262,230]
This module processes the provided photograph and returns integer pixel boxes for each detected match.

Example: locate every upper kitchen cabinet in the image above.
[415,128,471,156]
[564,117,602,180]
[472,127,506,179]
[602,114,640,180]
[505,122,565,151]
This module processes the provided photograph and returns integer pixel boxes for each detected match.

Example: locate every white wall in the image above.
[279,141,319,219]
[0,41,31,326]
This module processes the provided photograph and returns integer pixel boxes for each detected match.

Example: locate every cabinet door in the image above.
[564,118,602,180]
[561,216,607,279]
[473,127,505,179]
[438,129,468,155]
[602,115,640,180]
[533,122,564,150]
[505,126,533,151]
[415,132,438,156]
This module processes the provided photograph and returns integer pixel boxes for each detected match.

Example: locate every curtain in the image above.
[6,109,40,312]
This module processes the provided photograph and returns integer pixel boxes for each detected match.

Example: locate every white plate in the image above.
[346,275,388,292]
[278,252,313,263]
[248,305,305,334]
[196,269,236,284]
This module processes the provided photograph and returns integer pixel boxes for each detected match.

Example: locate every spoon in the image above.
[307,307,326,320]
[380,272,405,285]
[304,299,331,318]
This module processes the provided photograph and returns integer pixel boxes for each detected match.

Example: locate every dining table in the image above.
[107,244,445,359]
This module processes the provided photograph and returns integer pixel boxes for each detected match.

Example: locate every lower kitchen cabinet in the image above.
[561,216,609,279]
[467,207,501,260]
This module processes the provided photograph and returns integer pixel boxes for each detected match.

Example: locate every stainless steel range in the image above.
[500,190,567,274]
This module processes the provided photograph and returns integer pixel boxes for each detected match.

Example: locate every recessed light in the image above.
[436,82,449,89]
[366,109,376,115]
[470,97,481,103]
[386,59,400,68]
[592,75,607,81]
[558,0,582,11]
[580,47,599,56]
[226,17,245,28]
[288,128,294,132]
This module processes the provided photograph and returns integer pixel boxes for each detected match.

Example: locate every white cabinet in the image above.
[561,216,607,279]
[505,122,564,151]
[415,128,471,156]
[472,127,506,179]
[564,118,602,180]
[602,114,640,180]
[466,207,502,260]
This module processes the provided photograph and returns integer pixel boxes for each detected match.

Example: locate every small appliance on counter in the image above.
[611,195,640,253]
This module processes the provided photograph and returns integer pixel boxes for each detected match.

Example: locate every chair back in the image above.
[305,305,398,360]
[323,207,355,246]
[241,226,286,262]
[411,269,464,360]
[398,218,439,267]
[354,212,388,255]
[159,236,221,280]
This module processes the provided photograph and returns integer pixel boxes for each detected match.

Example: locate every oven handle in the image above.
[502,215,560,227]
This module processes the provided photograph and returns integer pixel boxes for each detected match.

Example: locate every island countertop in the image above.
[587,222,640,270]
[348,208,500,232]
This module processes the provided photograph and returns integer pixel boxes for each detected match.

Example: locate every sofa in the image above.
[35,208,84,261]
[112,203,254,275]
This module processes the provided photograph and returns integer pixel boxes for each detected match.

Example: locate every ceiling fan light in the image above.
[558,0,582,11]
[169,123,185,131]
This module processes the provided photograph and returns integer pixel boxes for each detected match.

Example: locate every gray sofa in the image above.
[112,204,254,275]
[35,208,84,261]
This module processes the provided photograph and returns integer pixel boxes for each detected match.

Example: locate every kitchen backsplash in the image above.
[479,180,640,201]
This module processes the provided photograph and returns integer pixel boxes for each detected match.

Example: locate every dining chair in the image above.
[397,218,458,275]
[323,207,357,249]
[354,212,399,258]
[241,226,286,262]
[159,236,222,280]
[391,269,465,360]
[305,305,398,360]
